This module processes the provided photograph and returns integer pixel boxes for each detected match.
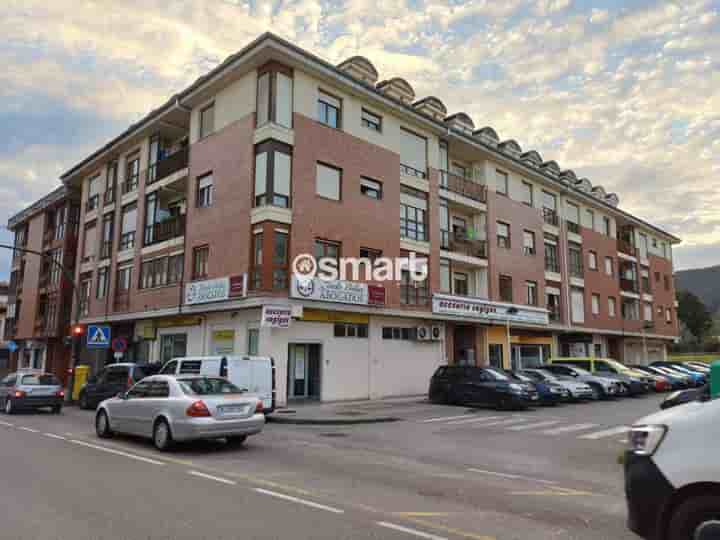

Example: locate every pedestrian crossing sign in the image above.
[87,325,111,349]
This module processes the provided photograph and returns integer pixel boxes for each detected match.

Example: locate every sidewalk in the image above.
[266,396,428,425]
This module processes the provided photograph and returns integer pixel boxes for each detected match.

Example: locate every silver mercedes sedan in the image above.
[95,375,265,451]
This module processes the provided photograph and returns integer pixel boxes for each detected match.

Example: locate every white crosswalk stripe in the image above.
[578,426,630,440]
[475,417,529,428]
[541,423,599,435]
[505,420,562,431]
[421,414,479,423]
[445,415,504,426]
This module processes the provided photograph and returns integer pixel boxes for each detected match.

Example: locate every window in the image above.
[80,278,91,316]
[100,214,113,260]
[639,233,649,259]
[55,206,67,240]
[96,267,109,299]
[315,239,340,270]
[105,161,118,204]
[82,222,97,262]
[664,275,671,291]
[256,69,293,128]
[608,297,617,318]
[317,90,341,128]
[360,177,382,199]
[496,170,509,196]
[400,128,427,178]
[652,237,658,248]
[254,141,292,208]
[591,294,600,315]
[644,303,653,322]
[273,231,288,289]
[334,323,369,338]
[666,308,672,323]
[605,257,614,276]
[657,306,663,317]
[381,327,417,340]
[523,230,535,256]
[544,235,559,272]
[588,251,598,270]
[571,288,585,323]
[160,334,187,364]
[251,232,263,289]
[193,246,209,279]
[401,253,429,306]
[547,291,561,322]
[585,209,595,230]
[316,162,341,200]
[542,190,557,212]
[360,247,382,262]
[120,203,137,251]
[199,102,215,139]
[361,108,382,132]
[566,202,580,233]
[497,222,510,249]
[641,269,651,293]
[124,153,140,194]
[622,298,640,321]
[87,176,100,211]
[440,259,451,293]
[499,275,513,302]
[454,272,469,296]
[49,249,63,285]
[654,271,661,283]
[521,181,533,206]
[196,173,214,208]
[526,281,538,306]
[603,216,611,236]
[117,265,132,293]
[247,328,259,355]
[568,242,583,277]
[400,187,428,241]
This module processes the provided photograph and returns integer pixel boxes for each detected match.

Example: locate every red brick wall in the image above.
[581,227,622,330]
[649,254,678,337]
[16,213,46,339]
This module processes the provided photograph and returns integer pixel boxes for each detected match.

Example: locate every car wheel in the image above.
[95,410,113,438]
[4,398,14,415]
[589,384,603,401]
[226,435,247,447]
[153,419,173,451]
[668,496,720,540]
[79,393,90,410]
[52,405,62,415]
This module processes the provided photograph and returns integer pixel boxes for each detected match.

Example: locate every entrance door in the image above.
[511,345,544,370]
[288,344,321,400]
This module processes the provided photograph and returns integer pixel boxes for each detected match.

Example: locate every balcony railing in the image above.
[620,277,639,293]
[104,187,116,206]
[543,208,559,226]
[148,147,189,185]
[144,214,186,246]
[400,163,427,179]
[100,241,112,260]
[439,171,487,202]
[617,239,637,257]
[549,306,561,322]
[566,221,580,234]
[545,257,560,273]
[448,227,488,258]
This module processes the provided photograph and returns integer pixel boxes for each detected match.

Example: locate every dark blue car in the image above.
[509,371,568,405]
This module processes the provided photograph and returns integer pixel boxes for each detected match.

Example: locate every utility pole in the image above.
[0,243,83,401]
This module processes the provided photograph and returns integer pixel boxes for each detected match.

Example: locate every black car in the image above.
[660,385,710,410]
[78,363,158,410]
[429,366,539,410]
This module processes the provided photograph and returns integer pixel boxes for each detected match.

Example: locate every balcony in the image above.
[617,239,637,257]
[121,177,139,195]
[400,163,427,179]
[448,228,488,259]
[566,221,580,234]
[545,257,560,273]
[543,208,559,227]
[548,305,562,323]
[439,171,487,203]
[148,147,189,185]
[620,277,639,293]
[100,240,112,260]
[144,214,185,246]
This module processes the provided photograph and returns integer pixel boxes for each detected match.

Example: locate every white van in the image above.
[625,390,720,539]
[159,356,275,413]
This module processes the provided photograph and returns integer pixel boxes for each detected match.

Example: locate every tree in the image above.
[677,290,713,343]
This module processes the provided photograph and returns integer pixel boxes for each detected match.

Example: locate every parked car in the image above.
[660,385,710,410]
[510,370,568,405]
[428,366,539,409]
[0,372,64,414]
[681,361,711,373]
[78,363,156,410]
[159,356,275,413]
[624,382,720,539]
[651,362,707,387]
[629,365,684,391]
[541,364,621,400]
[521,368,594,401]
[625,366,672,392]
[549,358,651,396]
[95,375,265,451]
[645,365,693,389]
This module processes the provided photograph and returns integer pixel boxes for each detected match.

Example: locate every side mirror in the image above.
[116,391,128,400]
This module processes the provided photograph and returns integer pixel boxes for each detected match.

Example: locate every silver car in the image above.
[95,375,265,451]
[522,369,594,401]
[0,371,64,414]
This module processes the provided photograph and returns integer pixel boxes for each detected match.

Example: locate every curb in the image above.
[266,415,401,425]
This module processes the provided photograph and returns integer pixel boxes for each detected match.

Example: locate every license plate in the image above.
[219,405,246,415]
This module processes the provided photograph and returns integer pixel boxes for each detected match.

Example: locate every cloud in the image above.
[589,9,609,24]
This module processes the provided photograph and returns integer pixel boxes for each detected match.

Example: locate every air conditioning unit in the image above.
[416,326,432,341]
[430,325,443,341]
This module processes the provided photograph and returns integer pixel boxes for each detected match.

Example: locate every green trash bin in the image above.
[711,360,720,399]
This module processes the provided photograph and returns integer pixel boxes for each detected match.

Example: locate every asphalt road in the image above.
[0,393,665,540]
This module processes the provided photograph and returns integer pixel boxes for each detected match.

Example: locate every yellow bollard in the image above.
[72,365,90,401]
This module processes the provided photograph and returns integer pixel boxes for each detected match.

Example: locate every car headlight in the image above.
[508,383,523,393]
[628,425,667,456]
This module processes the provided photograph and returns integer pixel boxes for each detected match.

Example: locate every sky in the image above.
[1,0,719,281]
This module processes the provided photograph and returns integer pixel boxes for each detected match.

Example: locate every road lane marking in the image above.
[467,468,557,485]
[188,470,237,486]
[421,414,478,423]
[43,433,67,440]
[445,415,504,426]
[505,420,561,431]
[19,427,39,433]
[511,486,597,497]
[402,518,496,540]
[70,440,165,466]
[394,513,454,517]
[254,488,344,514]
[377,521,448,540]
[0,421,14,427]
[471,418,528,428]
[541,423,599,435]
[579,426,630,440]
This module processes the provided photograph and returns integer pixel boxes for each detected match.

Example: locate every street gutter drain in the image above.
[334,410,367,416]
[319,432,348,438]
[275,409,297,414]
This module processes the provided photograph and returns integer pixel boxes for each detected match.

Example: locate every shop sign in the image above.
[212,330,236,355]
[185,277,230,305]
[302,309,369,324]
[155,317,202,329]
[432,294,548,325]
[291,276,381,306]
[261,305,293,328]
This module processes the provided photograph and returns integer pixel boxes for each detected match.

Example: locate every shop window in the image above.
[333,323,368,338]
[489,344,504,369]
[381,327,417,340]
[160,334,187,364]
[247,328,259,355]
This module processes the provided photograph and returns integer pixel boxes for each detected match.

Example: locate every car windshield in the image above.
[566,366,592,376]
[605,359,632,372]
[21,374,60,386]
[177,377,244,396]
[534,370,558,381]
[513,372,532,382]
[485,369,510,381]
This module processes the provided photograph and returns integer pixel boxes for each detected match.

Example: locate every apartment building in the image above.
[57,33,680,405]
[0,281,9,376]
[4,186,80,383]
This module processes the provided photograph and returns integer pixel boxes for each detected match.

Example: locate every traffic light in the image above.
[72,325,85,337]
[71,325,85,359]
